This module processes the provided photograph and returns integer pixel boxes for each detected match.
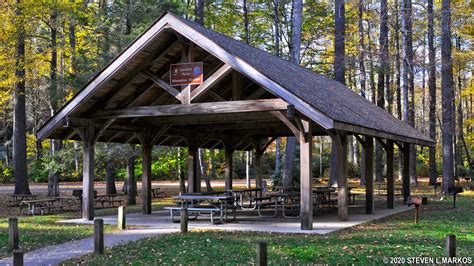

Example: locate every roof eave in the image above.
[333,121,435,147]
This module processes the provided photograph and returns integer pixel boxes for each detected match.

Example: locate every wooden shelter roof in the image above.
[37,12,434,149]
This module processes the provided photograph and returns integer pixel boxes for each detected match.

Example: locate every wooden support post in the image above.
[94,219,104,255]
[414,206,419,224]
[386,140,395,209]
[255,149,264,198]
[445,234,456,257]
[333,132,348,221]
[364,137,374,214]
[224,145,234,191]
[300,120,313,230]
[118,206,126,230]
[141,143,152,214]
[8,217,19,252]
[13,250,23,266]
[256,241,268,266]
[232,71,243,100]
[82,126,96,221]
[180,207,188,233]
[402,144,411,204]
[187,141,200,193]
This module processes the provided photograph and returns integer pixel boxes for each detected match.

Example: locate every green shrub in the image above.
[0,165,14,183]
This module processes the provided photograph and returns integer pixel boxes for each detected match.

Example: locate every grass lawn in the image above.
[0,199,172,259]
[67,192,474,265]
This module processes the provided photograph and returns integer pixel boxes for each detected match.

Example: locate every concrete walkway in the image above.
[0,228,178,266]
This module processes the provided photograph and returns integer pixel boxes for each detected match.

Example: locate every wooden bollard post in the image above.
[8,217,19,251]
[445,234,456,257]
[118,206,126,230]
[13,250,23,266]
[180,208,188,233]
[256,241,268,266]
[94,219,104,255]
[414,206,419,224]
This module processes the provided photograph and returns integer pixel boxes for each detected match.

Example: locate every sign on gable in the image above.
[170,62,203,86]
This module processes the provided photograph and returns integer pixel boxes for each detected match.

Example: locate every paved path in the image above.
[0,228,178,266]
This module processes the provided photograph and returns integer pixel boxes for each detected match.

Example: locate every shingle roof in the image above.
[172,13,433,145]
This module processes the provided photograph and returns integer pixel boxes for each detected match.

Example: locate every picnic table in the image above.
[257,191,301,218]
[151,187,166,198]
[7,194,38,207]
[228,188,261,210]
[313,187,336,210]
[22,198,59,216]
[95,193,125,208]
[166,194,236,224]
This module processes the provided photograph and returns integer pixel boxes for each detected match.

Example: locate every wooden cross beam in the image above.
[143,70,182,100]
[190,63,233,101]
[94,99,288,119]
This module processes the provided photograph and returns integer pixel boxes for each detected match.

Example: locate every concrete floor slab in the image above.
[62,204,413,235]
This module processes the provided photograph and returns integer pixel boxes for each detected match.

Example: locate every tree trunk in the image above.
[178,147,186,193]
[272,0,282,182]
[330,0,345,187]
[367,20,376,104]
[13,0,31,195]
[441,0,454,193]
[243,0,249,44]
[427,0,437,185]
[282,0,303,187]
[358,0,367,184]
[199,148,212,191]
[334,0,345,83]
[402,0,417,185]
[195,0,204,25]
[455,37,463,178]
[48,7,61,197]
[358,0,366,99]
[375,0,389,183]
[105,160,117,195]
[127,146,136,205]
[394,0,403,181]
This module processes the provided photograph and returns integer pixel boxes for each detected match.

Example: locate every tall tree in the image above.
[48,4,60,197]
[329,0,345,187]
[427,0,437,185]
[441,0,454,193]
[394,0,403,181]
[402,0,416,185]
[281,0,303,187]
[358,0,367,185]
[375,0,389,183]
[13,0,31,195]
[242,0,249,44]
[195,0,204,25]
[272,0,282,182]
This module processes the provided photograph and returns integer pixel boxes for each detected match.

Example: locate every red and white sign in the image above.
[170,62,203,86]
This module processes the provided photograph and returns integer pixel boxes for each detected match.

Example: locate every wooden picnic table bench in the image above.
[22,198,59,216]
[151,188,166,198]
[228,188,261,210]
[7,194,38,207]
[256,192,301,218]
[53,196,81,212]
[167,194,236,224]
[94,193,125,208]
